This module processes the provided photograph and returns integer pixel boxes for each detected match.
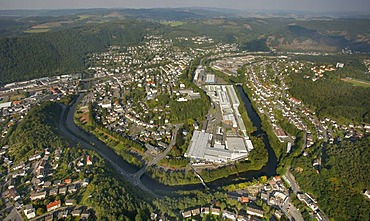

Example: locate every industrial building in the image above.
[185,84,254,164]
[185,130,250,163]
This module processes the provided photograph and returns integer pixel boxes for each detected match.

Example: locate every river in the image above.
[140,86,277,191]
[66,84,277,192]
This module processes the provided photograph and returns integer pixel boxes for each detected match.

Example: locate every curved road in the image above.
[58,94,170,197]
[132,124,180,178]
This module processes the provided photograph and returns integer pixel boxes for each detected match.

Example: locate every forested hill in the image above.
[292,137,370,220]
[1,11,370,86]
[0,20,157,86]
[2,102,64,163]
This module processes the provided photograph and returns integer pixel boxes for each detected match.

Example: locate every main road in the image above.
[58,94,179,197]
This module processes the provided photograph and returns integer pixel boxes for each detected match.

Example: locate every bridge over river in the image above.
[58,85,278,197]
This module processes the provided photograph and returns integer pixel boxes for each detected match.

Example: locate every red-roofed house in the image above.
[46,200,61,212]
[239,196,249,204]
[64,179,72,185]
[273,176,282,183]
[289,97,302,105]
[86,155,92,165]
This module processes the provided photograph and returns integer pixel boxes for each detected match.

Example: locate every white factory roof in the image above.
[205,74,215,83]
[225,137,248,152]
[226,85,240,106]
[186,84,254,164]
[186,131,249,163]
[245,139,254,151]
[185,130,211,159]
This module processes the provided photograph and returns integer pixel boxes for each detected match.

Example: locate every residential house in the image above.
[23,205,36,219]
[261,192,268,201]
[238,196,249,204]
[65,199,75,206]
[273,176,282,183]
[201,207,210,215]
[274,210,283,219]
[182,210,192,218]
[46,200,61,212]
[211,208,221,216]
[9,189,21,201]
[43,181,52,188]
[81,212,90,219]
[364,190,370,199]
[86,155,93,165]
[64,178,72,185]
[68,184,77,193]
[72,209,81,217]
[58,210,69,219]
[14,201,23,210]
[82,178,90,187]
[222,210,237,221]
[191,208,200,216]
[54,180,62,186]
[49,188,58,196]
[30,191,47,200]
[237,215,248,221]
[59,187,67,195]
[8,178,15,189]
[247,207,264,218]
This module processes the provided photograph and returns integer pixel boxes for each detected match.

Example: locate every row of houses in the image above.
[182,206,264,220]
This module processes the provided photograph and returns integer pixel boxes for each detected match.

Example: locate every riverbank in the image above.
[140,85,278,187]
[65,80,278,190]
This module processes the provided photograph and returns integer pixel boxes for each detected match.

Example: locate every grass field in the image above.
[9,94,26,101]
[78,15,94,20]
[24,29,50,33]
[160,21,185,27]
[341,77,370,87]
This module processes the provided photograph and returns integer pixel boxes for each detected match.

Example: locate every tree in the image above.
[36,207,45,216]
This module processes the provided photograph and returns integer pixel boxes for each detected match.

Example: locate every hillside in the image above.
[1,11,370,85]
[292,138,370,220]
[0,20,158,85]
[2,102,64,163]
[266,19,370,52]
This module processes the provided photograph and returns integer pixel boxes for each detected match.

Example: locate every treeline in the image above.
[292,137,370,220]
[294,54,370,81]
[3,102,64,163]
[169,96,210,123]
[146,166,200,186]
[153,190,228,217]
[0,20,158,85]
[239,38,270,52]
[286,71,370,123]
[85,169,154,220]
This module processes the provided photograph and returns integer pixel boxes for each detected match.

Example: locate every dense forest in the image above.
[83,161,154,220]
[286,68,370,123]
[267,23,370,52]
[292,138,370,220]
[2,102,65,163]
[0,20,157,85]
[2,12,370,86]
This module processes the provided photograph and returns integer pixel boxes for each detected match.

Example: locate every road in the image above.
[281,197,304,221]
[285,167,330,221]
[3,207,23,221]
[132,124,181,179]
[58,95,159,197]
[285,167,301,194]
[29,206,68,221]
